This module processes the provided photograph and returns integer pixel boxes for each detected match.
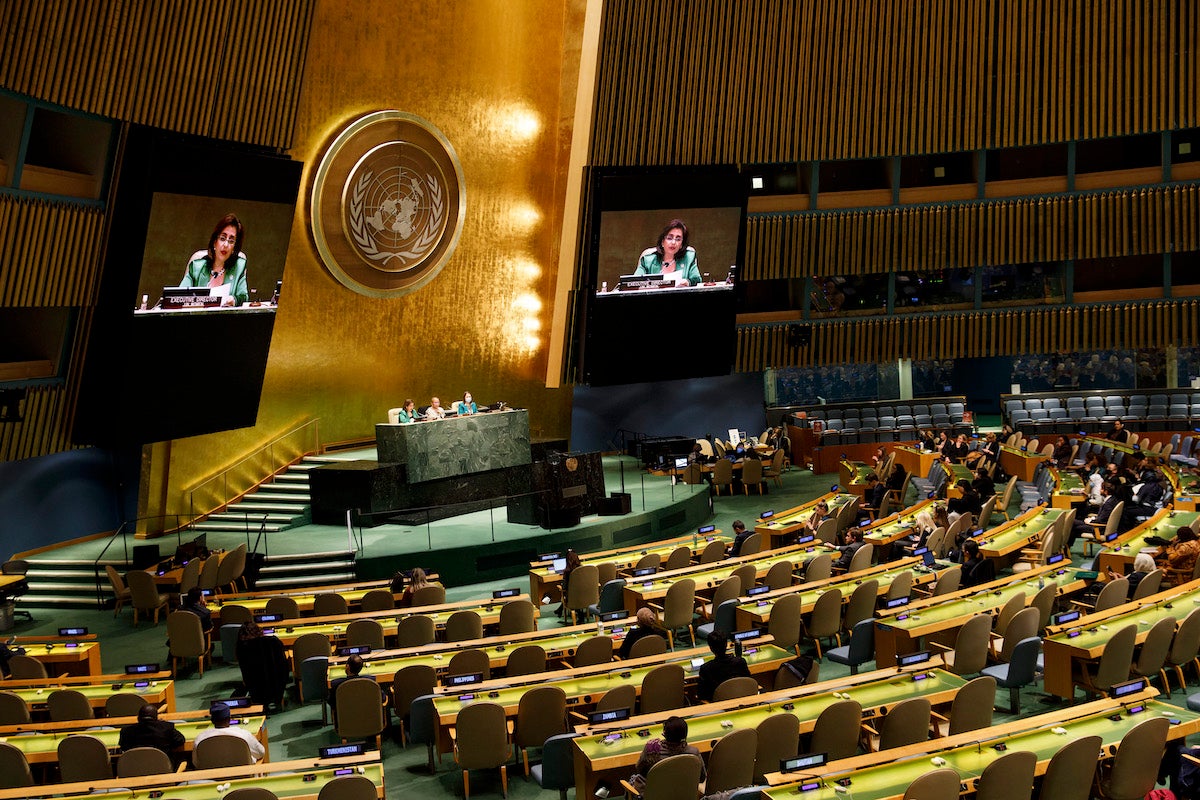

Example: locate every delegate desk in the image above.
[762,689,1200,800]
[873,563,1089,666]
[754,492,857,550]
[621,544,827,614]
[1095,508,1200,575]
[892,446,937,483]
[6,636,102,677]
[209,576,436,623]
[0,754,385,800]
[839,460,874,496]
[1172,468,1200,512]
[429,641,791,756]
[1000,444,1045,482]
[977,506,1067,569]
[862,500,936,550]
[528,532,730,604]
[941,462,974,499]
[260,595,530,652]
[329,618,658,689]
[571,661,965,797]
[1085,434,1143,463]
[1049,467,1087,509]
[3,671,176,714]
[1041,578,1200,700]
[733,557,939,629]
[1,713,267,766]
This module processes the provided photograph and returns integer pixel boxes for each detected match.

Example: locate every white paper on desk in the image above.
[210,284,232,299]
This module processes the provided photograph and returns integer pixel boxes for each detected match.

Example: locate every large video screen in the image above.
[73,126,303,446]
[577,167,746,386]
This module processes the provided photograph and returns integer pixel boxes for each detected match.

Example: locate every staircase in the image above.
[191,456,334,534]
[20,558,123,610]
[253,549,358,591]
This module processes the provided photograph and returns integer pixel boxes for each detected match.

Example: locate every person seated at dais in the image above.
[458,391,477,415]
[634,219,701,287]
[425,396,447,420]
[397,398,419,424]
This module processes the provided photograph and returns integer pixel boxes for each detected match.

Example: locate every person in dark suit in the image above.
[179,587,212,634]
[118,703,185,755]
[327,654,365,725]
[235,621,290,712]
[696,630,750,702]
[960,539,995,588]
[726,520,752,557]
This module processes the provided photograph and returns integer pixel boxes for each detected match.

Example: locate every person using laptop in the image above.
[634,219,701,287]
[180,213,249,307]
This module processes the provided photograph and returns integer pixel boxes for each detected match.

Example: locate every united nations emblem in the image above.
[310,111,465,297]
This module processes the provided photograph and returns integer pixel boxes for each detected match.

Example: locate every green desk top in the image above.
[575,668,966,764]
[842,461,873,486]
[877,568,1086,634]
[213,586,387,614]
[626,549,812,600]
[979,507,1066,558]
[530,534,731,575]
[764,699,1200,800]
[1055,469,1084,492]
[1047,584,1200,653]
[736,561,934,623]
[12,680,172,705]
[433,644,791,721]
[1103,509,1200,557]
[0,716,266,760]
[864,500,936,546]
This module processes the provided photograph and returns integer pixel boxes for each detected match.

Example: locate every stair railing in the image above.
[187,419,321,521]
[91,514,190,610]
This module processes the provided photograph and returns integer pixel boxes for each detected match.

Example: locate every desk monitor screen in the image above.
[921,550,936,568]
[600,609,629,622]
[698,524,716,534]
[449,672,482,687]
[256,614,283,623]
[795,534,815,545]
[58,627,87,637]
[492,588,519,599]
[551,557,568,574]
[674,456,690,470]
[1106,531,1121,542]
[212,697,251,710]
[319,743,365,758]
[617,273,664,288]
[897,650,932,667]
[631,567,657,577]
[781,752,827,773]
[732,629,759,642]
[1054,610,1080,625]
[760,509,774,519]
[1047,552,1065,564]
[912,547,929,557]
[125,663,159,675]
[1111,678,1148,698]
[885,596,910,609]
[588,707,631,725]
[339,645,371,656]
[538,552,560,562]
[971,528,985,538]
[747,585,770,596]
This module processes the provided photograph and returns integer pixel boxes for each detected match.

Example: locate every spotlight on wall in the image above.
[751,176,764,190]
[932,165,946,178]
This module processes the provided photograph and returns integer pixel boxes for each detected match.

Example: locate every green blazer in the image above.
[181,252,249,306]
[634,246,701,286]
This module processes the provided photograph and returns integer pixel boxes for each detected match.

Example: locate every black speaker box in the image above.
[598,492,632,516]
[131,544,161,570]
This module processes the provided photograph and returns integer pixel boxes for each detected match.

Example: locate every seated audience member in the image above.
[235,621,290,711]
[833,527,866,571]
[389,571,406,595]
[619,607,667,659]
[943,434,970,463]
[1159,527,1200,577]
[179,587,213,634]
[118,703,185,755]
[960,539,995,587]
[194,702,265,763]
[947,480,982,519]
[859,473,887,518]
[886,463,908,497]
[558,550,583,618]
[630,716,706,792]
[971,468,995,501]
[1134,468,1168,517]
[965,432,999,467]
[696,630,750,702]
[1107,419,1130,443]
[689,442,707,465]
[425,396,447,420]
[869,447,887,472]
[726,520,752,557]
[328,654,366,724]
[398,567,431,608]
[1071,481,1121,546]
[1050,436,1073,467]
[916,430,937,452]
[800,500,832,541]
[1107,553,1157,600]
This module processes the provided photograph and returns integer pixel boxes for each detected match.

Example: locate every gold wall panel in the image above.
[154,0,587,510]
[0,196,105,307]
[743,183,1200,279]
[0,0,313,148]
[592,0,1196,164]
[737,300,1200,371]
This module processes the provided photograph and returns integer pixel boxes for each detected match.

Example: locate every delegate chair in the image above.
[564,564,600,625]
[804,552,833,582]
[982,636,1042,713]
[649,578,696,649]
[1040,735,1104,800]
[799,588,842,658]
[712,459,734,495]
[703,728,757,796]
[698,539,727,564]
[312,593,349,616]
[116,747,174,778]
[763,560,794,591]
[629,634,668,659]
[392,664,437,746]
[225,788,280,800]
[346,618,385,649]
[167,609,211,677]
[1095,717,1171,800]
[445,610,484,642]
[753,713,800,783]
[126,569,169,625]
[976,749,1037,800]
[531,733,577,800]
[827,618,875,675]
[902,769,960,800]
[7,654,47,679]
[448,649,491,681]
[411,584,447,606]
[1074,625,1136,698]
[736,533,762,557]
[317,777,377,800]
[640,664,687,714]
[931,675,996,737]
[264,596,300,619]
[664,546,692,572]
[587,579,627,621]
[842,578,879,635]
[572,636,613,668]
[863,697,930,752]
[697,576,742,622]
[396,615,436,647]
[0,692,29,725]
[193,735,253,768]
[299,656,330,724]
[741,457,766,495]
[453,702,511,800]
[106,692,149,718]
[622,754,703,800]
[767,593,803,654]
[1129,616,1176,691]
[505,644,547,677]
[1165,608,1200,692]
[512,685,567,777]
[0,742,31,790]
[359,588,394,612]
[712,676,759,702]
[335,677,387,748]
[105,565,132,617]
[58,734,113,783]
[47,689,93,722]
[810,699,862,761]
